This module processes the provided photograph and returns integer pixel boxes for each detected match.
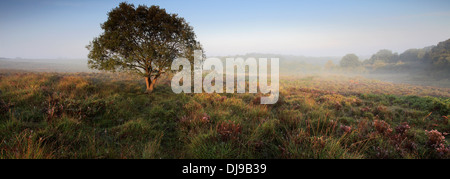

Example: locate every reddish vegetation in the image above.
[216,121,242,142]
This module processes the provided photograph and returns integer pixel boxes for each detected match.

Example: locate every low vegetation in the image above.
[1,71,449,159]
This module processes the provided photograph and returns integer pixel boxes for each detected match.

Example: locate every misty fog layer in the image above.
[2,38,450,88]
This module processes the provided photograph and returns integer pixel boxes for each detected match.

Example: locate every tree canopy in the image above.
[425,39,450,67]
[333,39,449,80]
[366,49,399,64]
[87,2,202,92]
[340,54,361,68]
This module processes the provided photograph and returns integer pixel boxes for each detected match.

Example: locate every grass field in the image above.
[0,71,449,159]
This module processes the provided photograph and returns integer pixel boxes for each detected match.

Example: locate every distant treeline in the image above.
[332,38,450,80]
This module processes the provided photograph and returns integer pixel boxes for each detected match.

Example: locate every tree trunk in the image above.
[145,76,158,93]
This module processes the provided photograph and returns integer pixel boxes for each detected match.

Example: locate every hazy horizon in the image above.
[1,0,450,59]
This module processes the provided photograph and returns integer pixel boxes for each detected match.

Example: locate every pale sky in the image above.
[1,0,450,59]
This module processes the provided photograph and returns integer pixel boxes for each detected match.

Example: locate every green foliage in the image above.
[1,72,449,158]
[340,54,361,68]
[426,38,450,67]
[340,39,450,83]
[366,49,399,64]
[86,2,202,91]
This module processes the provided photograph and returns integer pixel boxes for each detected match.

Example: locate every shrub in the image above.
[216,120,242,142]
[395,122,410,135]
[426,129,446,147]
[425,129,449,157]
[373,119,393,135]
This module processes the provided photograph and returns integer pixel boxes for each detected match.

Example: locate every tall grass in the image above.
[0,71,449,158]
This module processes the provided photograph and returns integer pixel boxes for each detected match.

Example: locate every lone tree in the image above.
[87,2,202,92]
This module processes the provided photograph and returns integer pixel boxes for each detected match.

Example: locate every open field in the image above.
[0,71,449,159]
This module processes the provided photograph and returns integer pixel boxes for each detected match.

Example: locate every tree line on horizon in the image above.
[326,38,450,80]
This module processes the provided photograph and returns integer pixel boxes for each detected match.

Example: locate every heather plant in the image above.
[395,122,410,136]
[425,129,449,157]
[0,71,449,158]
[216,120,242,142]
[373,119,393,135]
